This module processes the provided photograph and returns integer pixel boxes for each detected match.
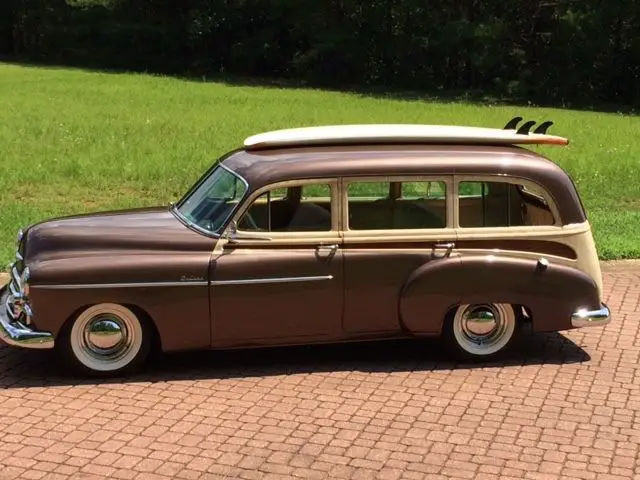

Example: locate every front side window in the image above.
[175,165,248,234]
[347,180,447,230]
[238,183,333,232]
[458,180,555,227]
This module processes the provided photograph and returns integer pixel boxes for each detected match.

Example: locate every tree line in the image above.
[2,0,639,108]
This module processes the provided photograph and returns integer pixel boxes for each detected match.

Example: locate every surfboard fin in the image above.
[503,117,523,130]
[516,120,537,135]
[533,121,553,134]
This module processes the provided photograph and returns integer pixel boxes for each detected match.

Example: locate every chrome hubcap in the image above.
[462,305,505,345]
[453,303,515,354]
[82,315,131,359]
[464,306,499,338]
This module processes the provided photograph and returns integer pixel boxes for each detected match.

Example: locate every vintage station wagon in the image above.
[1,119,611,376]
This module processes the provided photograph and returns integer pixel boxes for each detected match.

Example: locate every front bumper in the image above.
[571,303,611,328]
[0,285,55,349]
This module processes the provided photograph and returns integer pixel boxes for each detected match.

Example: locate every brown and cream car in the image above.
[1,120,611,376]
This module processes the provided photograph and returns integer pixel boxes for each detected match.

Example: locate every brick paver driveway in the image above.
[1,263,639,480]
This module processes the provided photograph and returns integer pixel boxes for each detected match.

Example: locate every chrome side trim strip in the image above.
[36,275,333,289]
[35,281,209,290]
[212,275,333,286]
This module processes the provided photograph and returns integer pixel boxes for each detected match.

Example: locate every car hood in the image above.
[23,206,217,261]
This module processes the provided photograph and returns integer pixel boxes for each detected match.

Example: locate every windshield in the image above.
[175,165,248,234]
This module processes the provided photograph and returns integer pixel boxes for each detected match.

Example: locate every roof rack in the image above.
[244,121,569,151]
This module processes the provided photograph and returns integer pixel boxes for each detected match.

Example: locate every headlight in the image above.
[16,229,24,246]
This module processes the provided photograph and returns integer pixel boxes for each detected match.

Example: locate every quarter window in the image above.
[458,181,555,227]
[238,183,333,232]
[347,180,447,230]
[176,165,248,234]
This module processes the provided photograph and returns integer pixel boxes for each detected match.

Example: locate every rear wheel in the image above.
[60,303,151,376]
[443,303,521,361]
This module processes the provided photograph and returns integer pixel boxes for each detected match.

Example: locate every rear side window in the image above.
[347,180,447,230]
[458,181,555,227]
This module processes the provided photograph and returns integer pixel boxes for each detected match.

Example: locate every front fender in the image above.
[27,252,213,352]
[400,254,600,334]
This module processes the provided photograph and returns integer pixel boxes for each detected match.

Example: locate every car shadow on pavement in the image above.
[0,327,591,388]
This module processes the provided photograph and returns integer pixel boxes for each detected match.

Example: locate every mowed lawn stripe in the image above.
[1,63,639,263]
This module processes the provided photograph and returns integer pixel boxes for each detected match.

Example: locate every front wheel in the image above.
[59,303,152,376]
[442,303,521,362]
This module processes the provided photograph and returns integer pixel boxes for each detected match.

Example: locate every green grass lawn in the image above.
[1,63,639,264]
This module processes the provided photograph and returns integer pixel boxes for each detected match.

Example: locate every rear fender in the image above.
[399,254,600,334]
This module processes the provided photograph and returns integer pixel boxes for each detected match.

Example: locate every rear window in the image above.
[458,180,555,227]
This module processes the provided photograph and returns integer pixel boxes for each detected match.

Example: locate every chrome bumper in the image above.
[0,286,54,349]
[571,303,611,328]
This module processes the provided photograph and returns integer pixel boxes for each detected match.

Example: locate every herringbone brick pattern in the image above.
[0,263,639,479]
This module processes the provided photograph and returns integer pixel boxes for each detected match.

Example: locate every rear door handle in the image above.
[316,244,339,253]
[433,242,455,258]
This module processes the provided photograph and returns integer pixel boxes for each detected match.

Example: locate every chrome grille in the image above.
[5,234,31,325]
[14,252,24,273]
[15,229,26,271]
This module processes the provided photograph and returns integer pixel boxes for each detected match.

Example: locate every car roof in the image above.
[221,143,586,225]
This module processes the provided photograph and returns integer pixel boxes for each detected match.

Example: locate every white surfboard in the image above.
[243,124,569,150]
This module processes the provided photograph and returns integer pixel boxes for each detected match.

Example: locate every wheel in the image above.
[442,303,521,361]
[59,303,152,376]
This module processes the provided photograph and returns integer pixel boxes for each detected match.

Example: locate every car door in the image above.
[209,179,344,346]
[341,176,458,335]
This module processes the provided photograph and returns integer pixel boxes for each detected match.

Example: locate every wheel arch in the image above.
[126,304,162,354]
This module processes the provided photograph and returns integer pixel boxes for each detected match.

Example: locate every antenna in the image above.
[503,117,523,130]
[533,121,553,134]
[516,120,537,135]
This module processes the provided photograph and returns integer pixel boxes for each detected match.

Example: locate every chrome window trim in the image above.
[212,275,333,286]
[35,281,209,290]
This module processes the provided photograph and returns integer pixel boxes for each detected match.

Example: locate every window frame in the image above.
[229,177,341,239]
[340,175,455,234]
[453,174,562,230]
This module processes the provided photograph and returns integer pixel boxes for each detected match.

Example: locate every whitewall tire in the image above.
[443,303,521,361]
[62,303,151,376]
